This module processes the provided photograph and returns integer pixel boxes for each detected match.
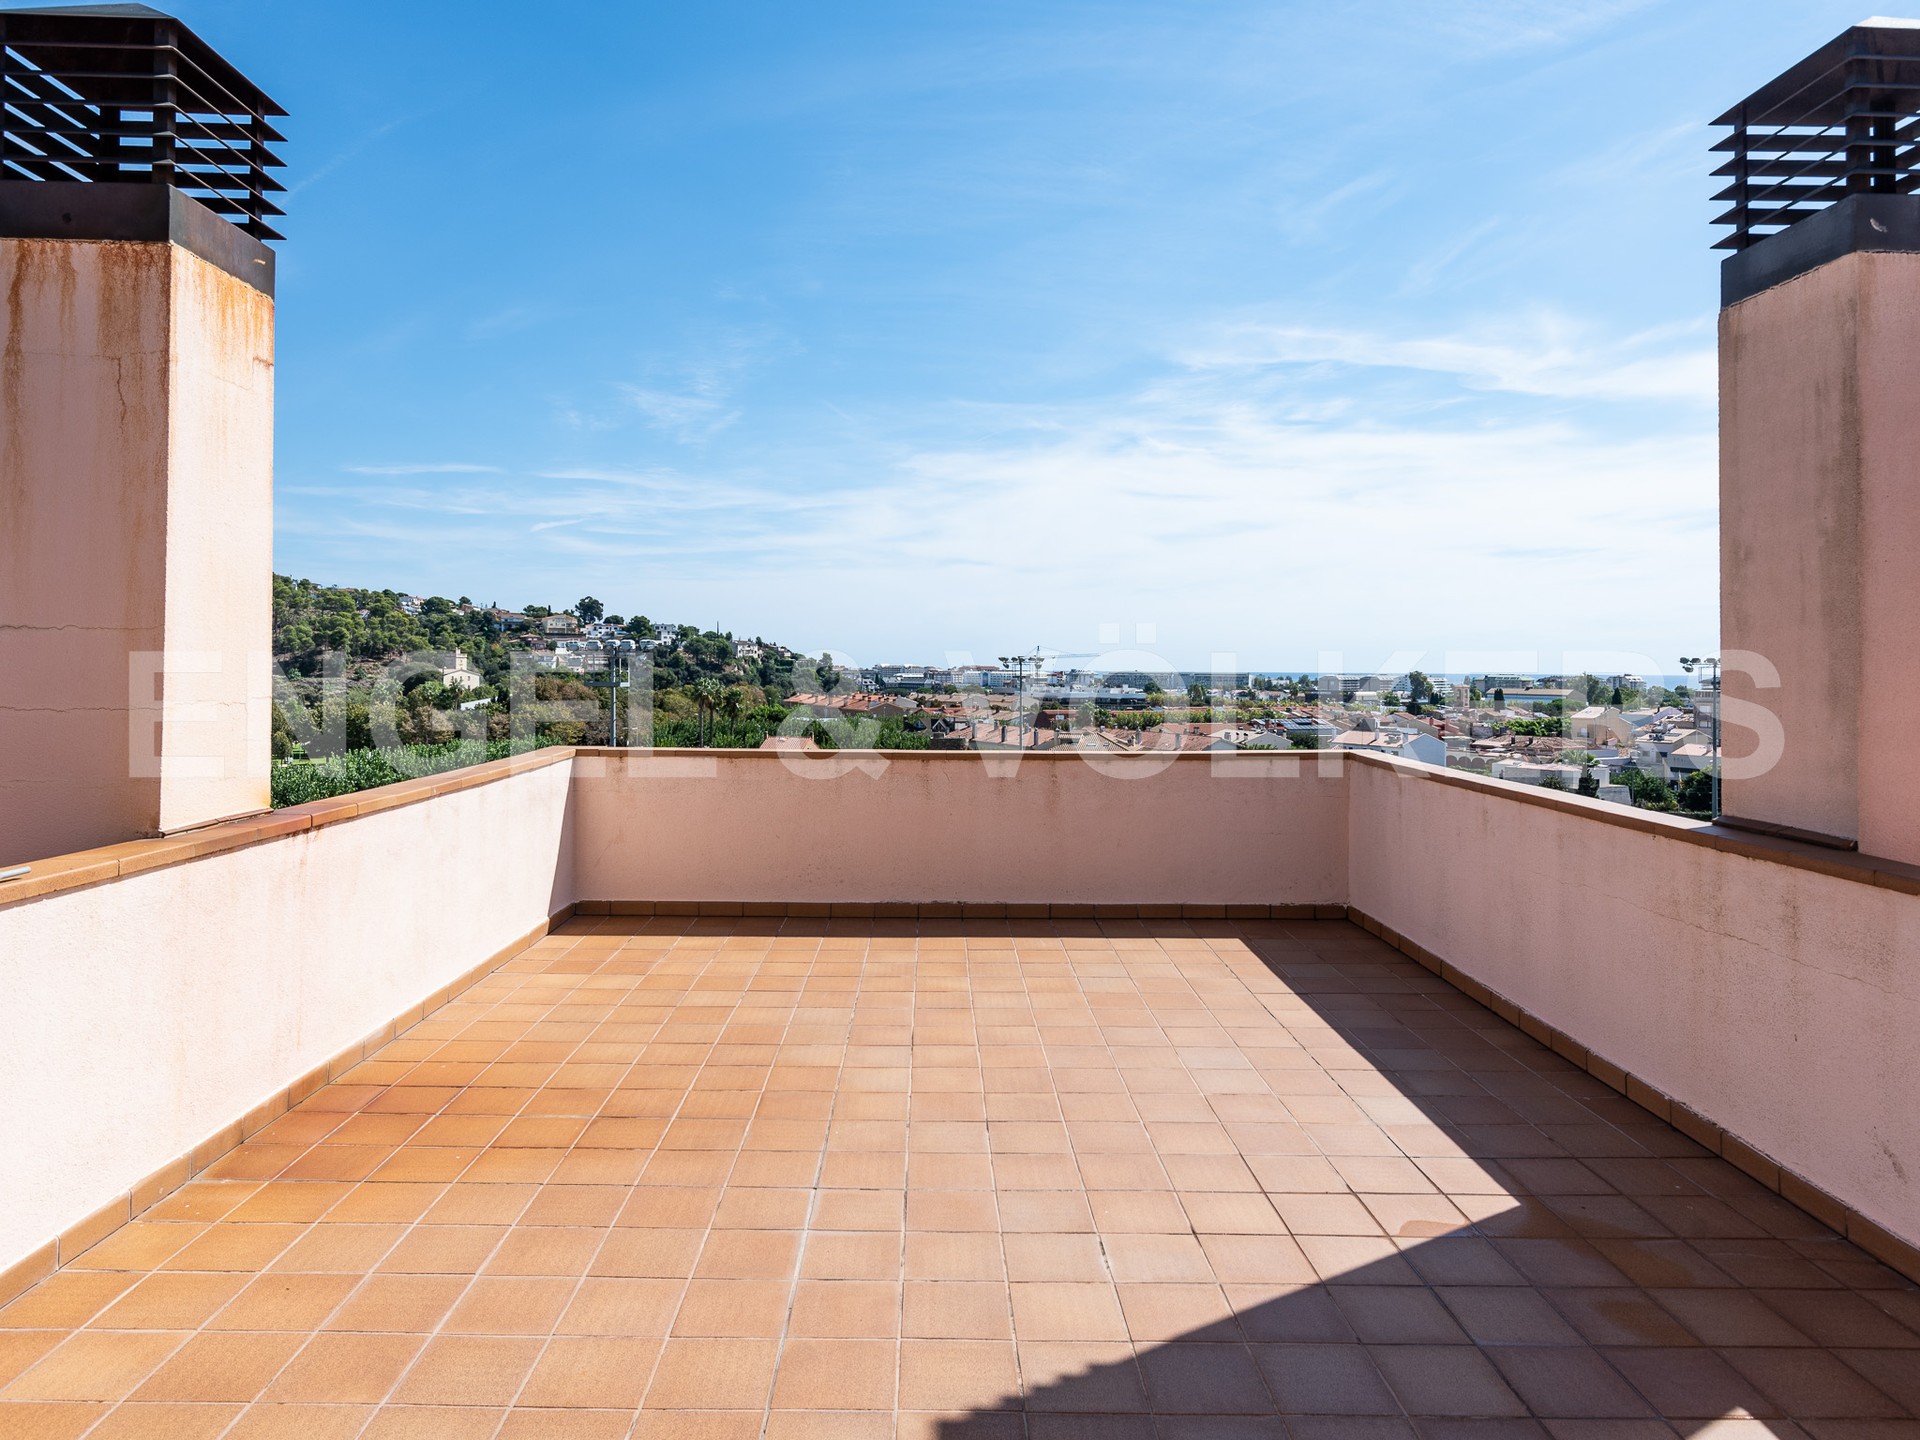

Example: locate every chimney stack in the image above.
[1717,18,1920,863]
[0,4,282,861]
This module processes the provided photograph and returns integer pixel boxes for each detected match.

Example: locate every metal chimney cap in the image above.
[0,3,287,245]
[1712,17,1920,127]
[1715,20,1920,302]
[1711,19,1920,261]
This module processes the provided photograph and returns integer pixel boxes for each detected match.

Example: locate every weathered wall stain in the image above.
[0,238,270,859]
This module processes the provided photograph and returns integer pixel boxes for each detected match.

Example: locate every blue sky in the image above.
[182,0,1870,674]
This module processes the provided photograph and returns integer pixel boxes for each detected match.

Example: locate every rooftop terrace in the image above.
[5,913,1915,1438]
[5,7,1920,1435]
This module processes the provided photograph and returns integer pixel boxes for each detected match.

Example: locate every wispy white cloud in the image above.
[343,462,504,475]
[1272,171,1397,244]
[619,383,740,443]
[1551,120,1706,192]
[558,332,776,443]
[1179,313,1715,404]
[286,115,416,197]
[1398,218,1507,296]
[1416,0,1661,58]
[465,305,561,342]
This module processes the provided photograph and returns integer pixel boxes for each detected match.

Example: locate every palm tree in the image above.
[692,677,723,746]
[719,685,746,743]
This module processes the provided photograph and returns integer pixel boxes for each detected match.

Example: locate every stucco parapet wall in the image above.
[573,743,1920,894]
[1350,749,1920,891]
[0,745,576,911]
[10,741,1920,912]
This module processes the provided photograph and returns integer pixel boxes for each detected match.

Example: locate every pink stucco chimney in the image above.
[0,5,281,862]
[1717,18,1920,864]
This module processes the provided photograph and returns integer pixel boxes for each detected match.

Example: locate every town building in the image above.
[1331,727,1446,766]
[1569,704,1635,747]
[438,649,483,690]
[1470,672,1533,693]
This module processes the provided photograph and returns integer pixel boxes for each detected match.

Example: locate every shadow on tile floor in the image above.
[933,921,1920,1438]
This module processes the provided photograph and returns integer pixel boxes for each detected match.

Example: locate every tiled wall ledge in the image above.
[1347,905,1920,1288]
[0,901,581,1310]
[0,745,575,912]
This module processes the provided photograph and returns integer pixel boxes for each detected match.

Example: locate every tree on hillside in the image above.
[577,596,604,624]
[692,677,723,746]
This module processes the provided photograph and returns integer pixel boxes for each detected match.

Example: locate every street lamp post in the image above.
[586,656,629,748]
[1678,656,1721,817]
[998,653,1041,751]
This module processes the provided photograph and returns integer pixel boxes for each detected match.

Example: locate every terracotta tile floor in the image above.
[4,918,1918,1439]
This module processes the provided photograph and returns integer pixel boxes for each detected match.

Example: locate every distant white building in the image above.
[1491,759,1605,791]
[1630,727,1712,779]
[1570,706,1634,747]
[1668,743,1719,776]
[439,650,483,691]
[1332,729,1446,767]
[1473,674,1533,694]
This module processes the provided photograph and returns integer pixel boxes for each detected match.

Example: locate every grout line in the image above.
[1157,939,1299,1422]
[604,926,779,1430]
[758,928,864,1437]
